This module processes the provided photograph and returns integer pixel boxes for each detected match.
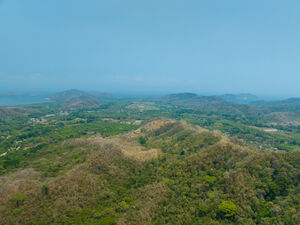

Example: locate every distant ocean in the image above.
[0,96,50,106]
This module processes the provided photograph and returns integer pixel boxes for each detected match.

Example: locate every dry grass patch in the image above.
[87,135,161,162]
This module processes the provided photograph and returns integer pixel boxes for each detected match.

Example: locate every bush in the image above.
[41,184,49,195]
[10,193,25,208]
[205,175,216,185]
[218,201,237,218]
[138,137,147,145]
[198,203,210,216]
[98,216,116,225]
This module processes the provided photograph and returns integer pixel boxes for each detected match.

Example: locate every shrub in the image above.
[118,201,129,212]
[205,175,216,185]
[138,136,147,145]
[41,184,49,195]
[198,203,210,216]
[98,216,116,225]
[10,193,25,208]
[218,201,237,218]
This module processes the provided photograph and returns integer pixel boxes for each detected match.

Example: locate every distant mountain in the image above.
[48,89,101,110]
[49,89,91,102]
[251,98,300,107]
[220,93,259,104]
[157,93,259,116]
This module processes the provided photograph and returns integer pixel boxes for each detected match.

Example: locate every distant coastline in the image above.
[0,96,50,106]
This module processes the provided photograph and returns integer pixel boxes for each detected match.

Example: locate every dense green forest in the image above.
[0,90,299,224]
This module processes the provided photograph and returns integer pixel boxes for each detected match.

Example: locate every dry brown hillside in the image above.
[0,120,299,225]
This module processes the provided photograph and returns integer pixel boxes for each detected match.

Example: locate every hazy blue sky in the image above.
[0,0,300,97]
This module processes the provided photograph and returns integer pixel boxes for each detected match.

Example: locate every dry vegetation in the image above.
[0,120,299,224]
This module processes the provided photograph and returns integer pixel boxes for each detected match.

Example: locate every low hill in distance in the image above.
[251,98,300,107]
[156,93,259,116]
[48,89,95,103]
[48,89,101,110]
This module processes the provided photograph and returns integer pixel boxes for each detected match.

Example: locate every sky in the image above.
[0,0,300,97]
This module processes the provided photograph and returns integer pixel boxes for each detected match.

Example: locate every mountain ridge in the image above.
[0,120,298,224]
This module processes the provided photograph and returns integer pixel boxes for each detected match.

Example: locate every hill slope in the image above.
[0,120,299,225]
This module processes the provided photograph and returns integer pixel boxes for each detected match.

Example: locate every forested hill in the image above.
[251,98,300,107]
[156,93,260,116]
[48,89,101,110]
[0,90,299,224]
[0,120,299,224]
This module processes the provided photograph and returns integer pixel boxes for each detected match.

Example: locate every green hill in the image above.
[251,98,300,107]
[157,93,260,116]
[48,89,101,110]
[0,120,298,225]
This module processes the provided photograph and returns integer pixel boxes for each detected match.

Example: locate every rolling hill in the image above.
[156,93,259,116]
[0,120,298,224]
[251,98,300,107]
[48,89,101,110]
